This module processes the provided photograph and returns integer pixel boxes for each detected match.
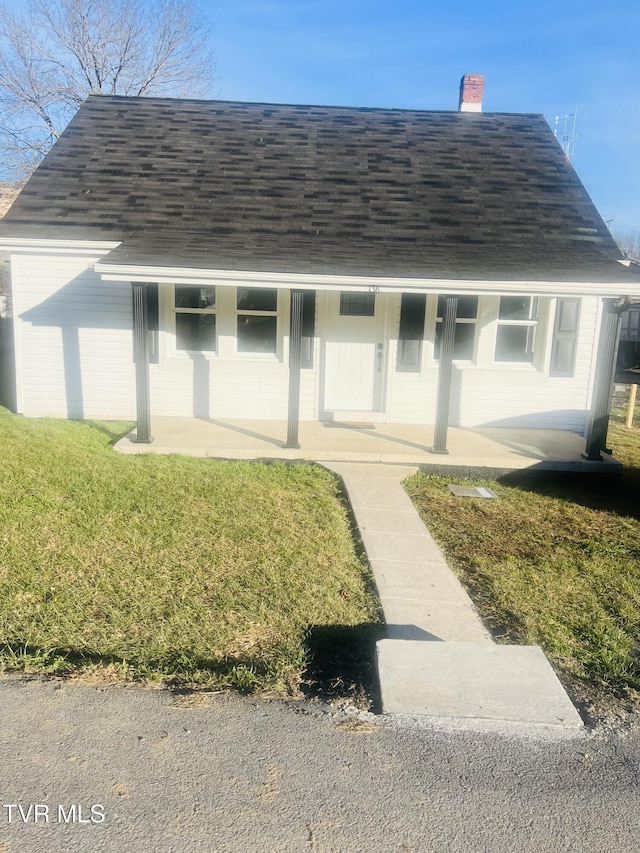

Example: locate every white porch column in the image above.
[432,295,457,454]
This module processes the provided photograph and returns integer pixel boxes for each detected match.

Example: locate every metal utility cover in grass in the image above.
[448,485,497,498]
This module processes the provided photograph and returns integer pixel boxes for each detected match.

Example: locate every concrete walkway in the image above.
[325,462,583,731]
[325,463,493,645]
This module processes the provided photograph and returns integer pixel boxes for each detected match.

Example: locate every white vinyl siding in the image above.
[12,265,321,422]
[389,295,598,434]
[9,252,600,435]
[11,253,136,419]
[454,297,598,434]
[149,284,319,420]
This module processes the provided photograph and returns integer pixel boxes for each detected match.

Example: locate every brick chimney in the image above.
[458,74,484,112]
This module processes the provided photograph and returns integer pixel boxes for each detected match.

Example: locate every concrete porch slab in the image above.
[115,417,622,473]
[377,640,583,729]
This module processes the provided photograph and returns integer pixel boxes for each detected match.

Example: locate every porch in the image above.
[115,418,621,474]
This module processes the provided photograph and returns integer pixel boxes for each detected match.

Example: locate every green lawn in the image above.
[404,415,640,708]
[0,409,381,693]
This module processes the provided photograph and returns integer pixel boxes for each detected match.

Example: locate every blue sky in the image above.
[206,0,640,233]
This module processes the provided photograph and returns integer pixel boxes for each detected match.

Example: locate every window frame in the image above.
[434,294,478,363]
[339,291,376,317]
[173,285,217,354]
[236,286,279,355]
[493,296,539,365]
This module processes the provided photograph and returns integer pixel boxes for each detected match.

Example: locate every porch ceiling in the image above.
[114,418,622,474]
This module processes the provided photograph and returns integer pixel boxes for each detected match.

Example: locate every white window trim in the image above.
[235,287,281,358]
[339,291,376,317]
[423,295,554,372]
[171,284,218,356]
[431,295,479,364]
[493,296,542,368]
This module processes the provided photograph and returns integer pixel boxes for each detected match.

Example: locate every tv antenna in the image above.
[554,110,578,160]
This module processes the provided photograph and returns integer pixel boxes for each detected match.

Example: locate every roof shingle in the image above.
[0,95,631,281]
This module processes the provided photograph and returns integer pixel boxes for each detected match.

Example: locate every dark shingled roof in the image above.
[0,94,633,282]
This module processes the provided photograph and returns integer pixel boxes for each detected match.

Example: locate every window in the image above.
[174,286,216,352]
[340,292,375,316]
[397,293,426,371]
[494,296,538,362]
[237,287,278,353]
[435,295,478,361]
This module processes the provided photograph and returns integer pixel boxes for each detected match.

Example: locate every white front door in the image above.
[323,291,387,413]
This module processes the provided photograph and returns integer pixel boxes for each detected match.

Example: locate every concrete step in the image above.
[377,639,583,730]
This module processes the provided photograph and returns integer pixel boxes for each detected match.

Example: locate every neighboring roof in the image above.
[0,95,634,282]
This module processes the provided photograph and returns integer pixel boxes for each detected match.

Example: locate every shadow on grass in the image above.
[496,466,640,522]
[301,623,385,712]
[1,625,387,707]
[492,416,640,519]
[81,420,136,446]
[0,642,295,694]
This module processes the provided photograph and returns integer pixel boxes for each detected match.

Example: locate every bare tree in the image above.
[0,0,215,178]
[614,227,640,261]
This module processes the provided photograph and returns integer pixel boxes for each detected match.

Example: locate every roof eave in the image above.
[95,261,640,298]
[0,237,121,256]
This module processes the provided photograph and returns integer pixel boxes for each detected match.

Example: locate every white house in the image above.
[1,76,638,459]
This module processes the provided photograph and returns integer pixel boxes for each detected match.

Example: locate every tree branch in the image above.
[0,0,215,178]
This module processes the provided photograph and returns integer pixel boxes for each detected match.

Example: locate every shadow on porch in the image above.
[114,418,621,474]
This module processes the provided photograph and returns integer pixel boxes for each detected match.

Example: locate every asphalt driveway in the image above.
[1,677,639,852]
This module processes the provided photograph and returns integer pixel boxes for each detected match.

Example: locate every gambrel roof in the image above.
[0,94,635,283]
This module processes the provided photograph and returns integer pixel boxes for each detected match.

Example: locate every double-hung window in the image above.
[494,296,538,363]
[435,295,478,361]
[237,288,278,353]
[174,286,216,352]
